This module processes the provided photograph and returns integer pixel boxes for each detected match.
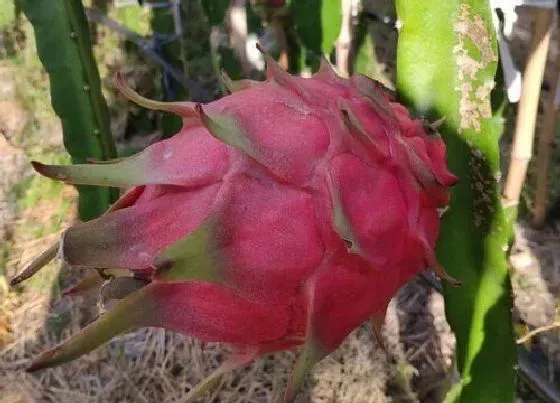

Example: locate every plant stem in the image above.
[533,43,560,227]
[503,8,553,208]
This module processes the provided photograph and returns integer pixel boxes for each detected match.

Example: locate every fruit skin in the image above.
[20,53,457,402]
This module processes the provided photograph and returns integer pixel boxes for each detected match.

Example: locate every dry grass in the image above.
[511,222,560,375]
[1,270,454,402]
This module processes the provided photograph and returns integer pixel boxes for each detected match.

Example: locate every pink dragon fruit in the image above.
[13,48,457,402]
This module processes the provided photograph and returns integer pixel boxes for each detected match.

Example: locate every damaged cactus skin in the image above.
[13,47,457,402]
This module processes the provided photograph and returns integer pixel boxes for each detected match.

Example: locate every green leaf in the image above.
[201,0,230,26]
[395,1,515,402]
[22,0,118,220]
[319,0,341,55]
[290,0,341,70]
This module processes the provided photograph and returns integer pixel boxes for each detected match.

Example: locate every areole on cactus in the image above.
[12,45,458,402]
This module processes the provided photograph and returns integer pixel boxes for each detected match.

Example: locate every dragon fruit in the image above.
[13,48,457,401]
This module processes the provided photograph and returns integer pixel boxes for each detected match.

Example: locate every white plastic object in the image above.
[491,0,524,102]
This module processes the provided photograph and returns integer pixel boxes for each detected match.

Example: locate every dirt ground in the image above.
[0,3,560,403]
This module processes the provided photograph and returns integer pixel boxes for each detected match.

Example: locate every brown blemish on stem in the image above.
[453,4,498,132]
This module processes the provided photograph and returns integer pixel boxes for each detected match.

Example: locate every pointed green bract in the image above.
[32,121,230,188]
[370,312,388,354]
[32,160,149,187]
[63,269,129,296]
[331,201,361,256]
[220,70,259,93]
[154,220,220,282]
[10,241,58,286]
[317,56,337,78]
[184,347,257,402]
[101,276,149,301]
[60,183,221,270]
[259,49,289,80]
[27,284,158,371]
[115,73,198,118]
[284,334,327,403]
[63,273,104,296]
[28,281,296,372]
[197,105,253,154]
[350,74,397,123]
[256,43,313,100]
[339,101,387,160]
[327,167,363,257]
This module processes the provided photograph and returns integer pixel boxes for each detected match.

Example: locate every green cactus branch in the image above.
[395,1,516,402]
[62,0,117,163]
[290,0,341,71]
[23,0,118,220]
